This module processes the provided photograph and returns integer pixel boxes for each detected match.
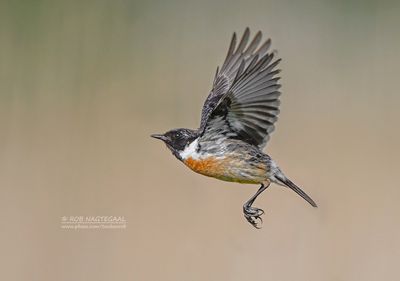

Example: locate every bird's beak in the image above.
[151,133,167,141]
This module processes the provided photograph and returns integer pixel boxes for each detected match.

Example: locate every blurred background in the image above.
[1,0,399,280]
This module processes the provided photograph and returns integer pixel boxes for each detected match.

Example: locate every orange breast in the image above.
[184,157,224,177]
[183,156,264,184]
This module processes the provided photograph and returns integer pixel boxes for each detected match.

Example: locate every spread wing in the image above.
[199,28,282,149]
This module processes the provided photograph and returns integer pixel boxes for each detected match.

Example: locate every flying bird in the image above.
[151,28,317,228]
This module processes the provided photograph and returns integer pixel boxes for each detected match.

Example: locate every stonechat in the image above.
[152,28,317,228]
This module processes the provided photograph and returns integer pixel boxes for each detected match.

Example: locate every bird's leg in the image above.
[243,181,270,228]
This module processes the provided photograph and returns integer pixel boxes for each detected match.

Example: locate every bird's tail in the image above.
[274,174,317,207]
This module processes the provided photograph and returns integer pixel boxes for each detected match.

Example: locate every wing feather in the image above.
[199,28,282,149]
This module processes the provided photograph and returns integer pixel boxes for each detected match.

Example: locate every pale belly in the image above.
[183,156,268,184]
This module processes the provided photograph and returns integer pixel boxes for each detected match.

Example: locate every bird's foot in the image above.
[243,204,265,229]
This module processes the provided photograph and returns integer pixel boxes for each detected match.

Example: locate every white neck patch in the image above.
[179,138,200,160]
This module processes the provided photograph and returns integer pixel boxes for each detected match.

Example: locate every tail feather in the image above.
[275,175,317,207]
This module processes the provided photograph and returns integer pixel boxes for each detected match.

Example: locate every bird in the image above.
[151,28,317,228]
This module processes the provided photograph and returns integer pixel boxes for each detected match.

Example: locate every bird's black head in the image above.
[151,128,198,160]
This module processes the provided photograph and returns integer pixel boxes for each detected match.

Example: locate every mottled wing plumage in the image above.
[199,28,281,149]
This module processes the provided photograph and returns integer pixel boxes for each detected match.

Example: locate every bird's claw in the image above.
[243,205,265,229]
